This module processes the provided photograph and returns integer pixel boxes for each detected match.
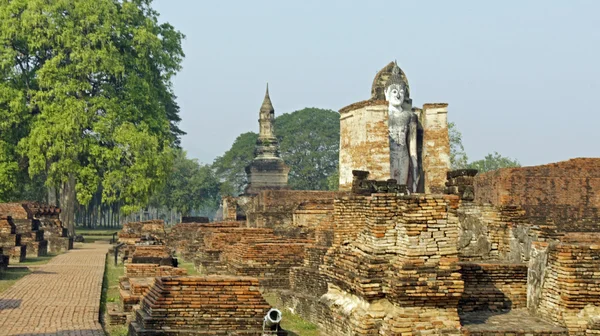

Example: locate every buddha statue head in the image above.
[384,62,409,109]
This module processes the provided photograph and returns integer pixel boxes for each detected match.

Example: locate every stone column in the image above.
[422,103,450,194]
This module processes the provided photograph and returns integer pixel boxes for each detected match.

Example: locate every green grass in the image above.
[77,228,120,243]
[176,254,201,276]
[262,292,321,336]
[100,253,127,336]
[0,267,31,294]
[76,228,120,236]
[0,253,58,294]
[82,235,113,243]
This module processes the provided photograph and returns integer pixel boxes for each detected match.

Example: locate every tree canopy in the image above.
[150,150,220,217]
[0,0,185,232]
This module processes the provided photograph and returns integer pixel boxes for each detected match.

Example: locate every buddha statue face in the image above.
[385,83,406,108]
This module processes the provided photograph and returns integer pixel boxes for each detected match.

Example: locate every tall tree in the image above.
[275,108,339,190]
[0,0,184,234]
[153,150,220,217]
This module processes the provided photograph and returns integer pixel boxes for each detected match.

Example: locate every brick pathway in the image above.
[0,242,110,336]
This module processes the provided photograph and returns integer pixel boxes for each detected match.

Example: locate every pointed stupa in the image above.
[260,83,274,115]
[243,83,290,195]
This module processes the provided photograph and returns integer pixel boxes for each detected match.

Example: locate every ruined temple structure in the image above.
[244,85,290,195]
[108,219,189,326]
[339,61,450,194]
[0,202,72,257]
[139,61,600,335]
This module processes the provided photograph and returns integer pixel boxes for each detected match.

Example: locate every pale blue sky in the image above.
[153,0,600,167]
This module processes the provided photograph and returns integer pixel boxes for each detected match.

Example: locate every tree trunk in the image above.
[48,185,57,206]
[59,175,76,236]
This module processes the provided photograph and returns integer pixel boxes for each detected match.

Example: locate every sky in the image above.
[152,0,600,167]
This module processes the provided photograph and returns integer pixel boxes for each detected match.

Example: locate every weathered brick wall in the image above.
[195,227,277,274]
[474,158,600,231]
[129,276,272,335]
[315,194,463,335]
[457,203,534,263]
[243,190,340,229]
[422,103,450,194]
[167,221,241,260]
[533,236,600,335]
[292,200,334,229]
[118,219,166,244]
[459,262,527,312]
[222,196,238,221]
[124,263,187,278]
[331,195,368,245]
[225,241,309,289]
[339,101,390,190]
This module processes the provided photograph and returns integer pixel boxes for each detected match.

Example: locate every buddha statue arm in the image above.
[409,113,419,192]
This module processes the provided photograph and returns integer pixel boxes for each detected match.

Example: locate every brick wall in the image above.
[124,263,187,278]
[339,101,391,190]
[129,276,272,335]
[534,236,600,334]
[243,190,340,229]
[422,103,450,194]
[459,262,527,312]
[474,158,600,231]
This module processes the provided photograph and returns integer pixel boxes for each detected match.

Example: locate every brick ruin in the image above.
[109,62,599,335]
[108,219,189,327]
[155,156,600,336]
[0,202,72,266]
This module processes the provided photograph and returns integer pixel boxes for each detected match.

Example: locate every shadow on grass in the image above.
[22,254,56,265]
[0,267,31,294]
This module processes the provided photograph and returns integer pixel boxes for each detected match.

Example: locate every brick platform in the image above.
[0,242,110,335]
[129,276,274,335]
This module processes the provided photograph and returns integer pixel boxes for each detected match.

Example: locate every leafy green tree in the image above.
[213,108,340,194]
[467,151,521,173]
[0,0,184,234]
[212,132,258,196]
[448,121,468,169]
[152,150,220,217]
[275,108,339,190]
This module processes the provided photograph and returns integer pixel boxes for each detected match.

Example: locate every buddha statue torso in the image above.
[385,63,419,192]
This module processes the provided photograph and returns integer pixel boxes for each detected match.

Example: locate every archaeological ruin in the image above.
[2,61,598,336]
[139,61,599,335]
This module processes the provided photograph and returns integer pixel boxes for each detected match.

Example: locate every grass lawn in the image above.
[262,292,321,336]
[77,227,121,243]
[0,253,58,294]
[76,228,120,235]
[101,253,128,336]
[176,254,201,276]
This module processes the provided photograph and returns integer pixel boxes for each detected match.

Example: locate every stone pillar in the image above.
[422,103,450,194]
[338,101,390,190]
[221,196,237,221]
